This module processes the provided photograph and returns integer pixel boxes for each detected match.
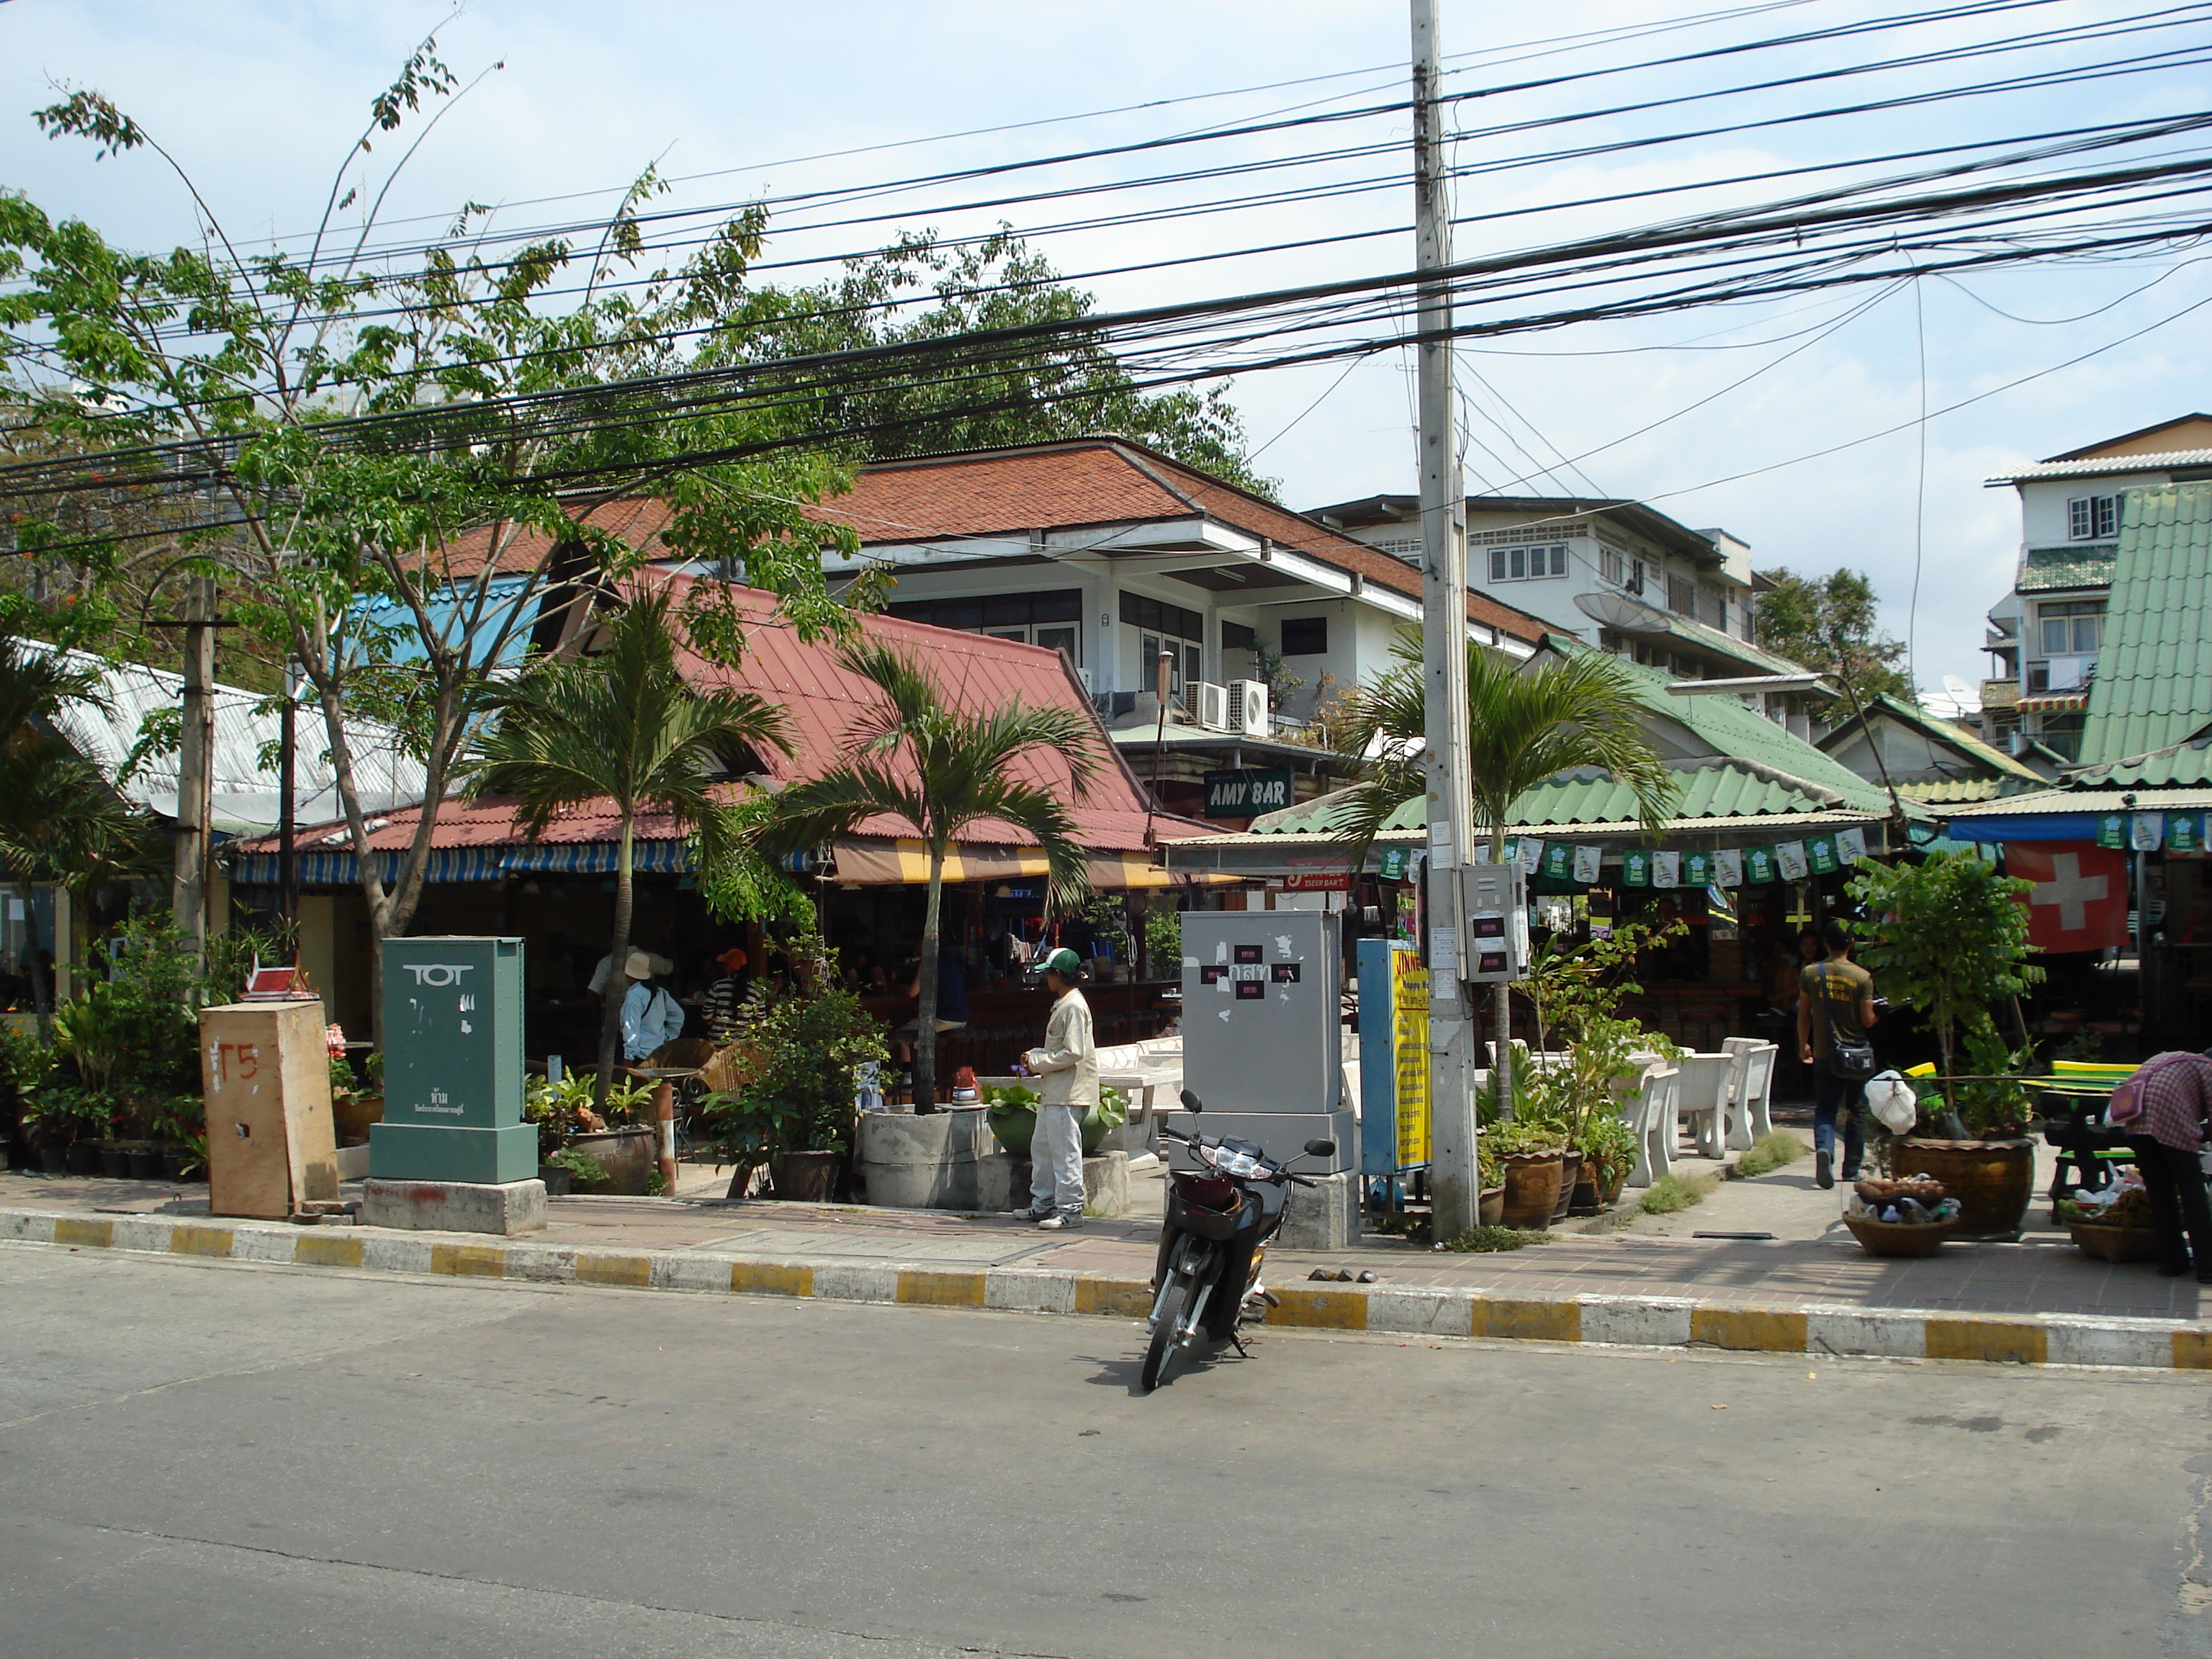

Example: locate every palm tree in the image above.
[756,639,1100,1113]
[466,590,792,1111]
[0,639,158,1020]
[1334,632,1678,1189]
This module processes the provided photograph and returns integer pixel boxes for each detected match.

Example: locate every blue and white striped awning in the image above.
[227,838,810,886]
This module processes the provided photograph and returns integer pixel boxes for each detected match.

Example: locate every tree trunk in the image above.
[1489,829,1514,1125]
[19,882,48,1025]
[595,815,637,1115]
[914,851,943,1115]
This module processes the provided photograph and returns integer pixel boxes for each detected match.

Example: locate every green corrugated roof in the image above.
[2064,734,2212,788]
[2016,545,2117,593]
[2078,483,2212,765]
[1896,778,2013,804]
[1832,693,2046,783]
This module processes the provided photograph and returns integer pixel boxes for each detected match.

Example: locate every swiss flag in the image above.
[2005,842,2128,952]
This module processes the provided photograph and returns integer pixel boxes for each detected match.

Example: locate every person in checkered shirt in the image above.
[2126,1050,2212,1280]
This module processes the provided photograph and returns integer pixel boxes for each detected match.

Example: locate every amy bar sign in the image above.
[1203,768,1292,819]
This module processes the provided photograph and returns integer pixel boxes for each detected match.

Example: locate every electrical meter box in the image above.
[1461,862,1530,984]
[369,936,536,1184]
[1179,910,1352,1173]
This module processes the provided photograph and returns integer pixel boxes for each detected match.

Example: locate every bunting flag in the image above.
[2171,814,2201,854]
[1807,836,1839,875]
[1542,842,1573,881]
[1745,846,1776,884]
[1713,848,1744,887]
[1652,850,1681,889]
[2132,813,2165,851]
[2007,842,2128,951]
[1835,827,1867,865]
[1572,845,1604,884]
[1518,837,1542,873]
[2096,814,2128,849]
[1775,840,1809,880]
[1683,851,1710,887]
[1621,850,1651,886]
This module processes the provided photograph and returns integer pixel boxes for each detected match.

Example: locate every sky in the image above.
[5,0,2210,701]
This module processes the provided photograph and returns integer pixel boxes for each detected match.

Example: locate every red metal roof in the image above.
[450,438,1549,642]
[240,575,1200,859]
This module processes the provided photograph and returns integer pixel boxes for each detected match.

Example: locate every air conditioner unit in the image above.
[1227,679,1269,737]
[1195,681,1230,732]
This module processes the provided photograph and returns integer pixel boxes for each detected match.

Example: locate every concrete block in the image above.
[975,1151,1131,1218]
[649,1253,732,1295]
[1366,1287,1475,1338]
[107,1215,174,1254]
[0,1210,57,1244]
[1578,1295,1696,1349]
[500,1244,577,1282]
[986,1267,1079,1315]
[1277,1169,1357,1250]
[2045,1316,2175,1370]
[811,1262,898,1303]
[359,1233,436,1274]
[361,1177,547,1237]
[229,1226,300,1264]
[1804,1305,1927,1360]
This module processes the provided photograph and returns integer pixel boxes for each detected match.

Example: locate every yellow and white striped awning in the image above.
[828,837,1230,890]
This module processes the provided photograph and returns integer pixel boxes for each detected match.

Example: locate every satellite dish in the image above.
[1942,673,1982,714]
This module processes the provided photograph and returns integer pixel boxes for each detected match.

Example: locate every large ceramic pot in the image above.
[1549,1151,1583,1224]
[333,1092,384,1146]
[1892,1138,2035,1237]
[1498,1151,1564,1230]
[1479,1186,1506,1226]
[772,1149,843,1202]
[564,1125,654,1195]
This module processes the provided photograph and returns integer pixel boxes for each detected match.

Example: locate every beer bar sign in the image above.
[1203,768,1292,818]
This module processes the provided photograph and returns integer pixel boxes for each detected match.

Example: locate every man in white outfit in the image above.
[1018,947,1096,1230]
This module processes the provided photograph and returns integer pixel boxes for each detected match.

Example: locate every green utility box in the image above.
[369,936,536,1184]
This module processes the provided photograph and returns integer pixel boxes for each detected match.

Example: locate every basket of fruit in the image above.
[1844,1177,1960,1256]
[2059,1187,2159,1263]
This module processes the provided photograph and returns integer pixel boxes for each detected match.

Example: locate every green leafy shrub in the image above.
[700,968,886,1165]
[546,1146,612,1192]
[1488,1118,1567,1156]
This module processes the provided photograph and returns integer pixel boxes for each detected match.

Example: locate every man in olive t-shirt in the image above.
[1797,918,1878,1190]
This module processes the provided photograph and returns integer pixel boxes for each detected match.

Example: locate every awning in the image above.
[827,837,1230,890]
[228,839,807,885]
[2018,693,2089,712]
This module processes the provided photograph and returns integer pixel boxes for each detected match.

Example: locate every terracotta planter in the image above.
[771,1149,843,1202]
[1844,1213,1959,1257]
[2069,1221,2160,1263]
[1550,1151,1583,1224]
[1479,1186,1506,1226]
[333,1092,384,1146]
[1498,1151,1563,1230]
[564,1125,654,1195]
[1892,1138,2035,1237]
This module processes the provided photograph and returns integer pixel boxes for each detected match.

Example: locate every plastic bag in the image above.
[1863,1070,1917,1136]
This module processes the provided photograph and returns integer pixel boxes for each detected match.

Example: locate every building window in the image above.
[1668,571,1696,617]
[2067,495,2119,540]
[1488,544,1568,581]
[1118,591,1203,642]
[1600,547,1624,585]
[1221,621,1256,652]
[1626,558,1645,596]
[1700,582,1726,631]
[1280,616,1329,656]
[2038,599,2103,656]
[890,588,1083,631]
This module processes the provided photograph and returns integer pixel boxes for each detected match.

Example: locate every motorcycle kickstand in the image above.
[1227,1329,1251,1358]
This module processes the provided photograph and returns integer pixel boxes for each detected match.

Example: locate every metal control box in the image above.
[1179,910,1351,1173]
[369,936,536,1184]
[1460,862,1529,984]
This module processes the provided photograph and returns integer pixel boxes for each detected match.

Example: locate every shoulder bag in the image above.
[1820,964,1879,1080]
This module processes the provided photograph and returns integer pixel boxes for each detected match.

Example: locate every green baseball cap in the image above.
[1038,946,1084,976]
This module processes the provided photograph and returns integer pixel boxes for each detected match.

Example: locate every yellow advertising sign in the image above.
[1391,948,1430,1168]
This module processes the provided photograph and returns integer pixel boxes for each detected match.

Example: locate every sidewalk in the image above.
[3,1154,2206,1372]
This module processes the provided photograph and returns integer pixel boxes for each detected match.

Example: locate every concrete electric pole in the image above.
[171,574,217,964]
[1411,0,1483,1236]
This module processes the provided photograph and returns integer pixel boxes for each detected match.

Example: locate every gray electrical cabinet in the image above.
[1179,910,1353,1173]
[370,936,536,1184]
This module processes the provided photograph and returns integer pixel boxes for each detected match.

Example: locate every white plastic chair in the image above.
[1722,1038,1777,1148]
[1626,1064,1679,1187]
[1673,1053,1736,1160]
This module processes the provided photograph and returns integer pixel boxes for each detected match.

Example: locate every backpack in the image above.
[2108,1053,2195,1126]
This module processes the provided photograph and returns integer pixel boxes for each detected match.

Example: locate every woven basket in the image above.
[2067,1221,2161,1264]
[1844,1213,1959,1257]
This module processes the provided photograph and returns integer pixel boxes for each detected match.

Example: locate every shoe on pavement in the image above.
[1815,1151,1834,1190]
[1038,1210,1083,1231]
[1013,1205,1053,1223]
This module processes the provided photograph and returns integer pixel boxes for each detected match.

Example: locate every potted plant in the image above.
[702,958,886,1202]
[527,1071,655,1193]
[1849,853,2043,1236]
[1488,1118,1567,1230]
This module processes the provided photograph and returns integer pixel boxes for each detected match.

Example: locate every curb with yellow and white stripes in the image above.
[6,1205,2206,1371]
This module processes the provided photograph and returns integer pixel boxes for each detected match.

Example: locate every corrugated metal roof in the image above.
[1825,693,2046,783]
[2063,734,2212,788]
[1943,784,2212,816]
[27,641,426,835]
[233,576,1200,863]
[2017,546,2117,592]
[1986,449,2212,482]
[2078,482,2212,764]
[1896,778,2017,804]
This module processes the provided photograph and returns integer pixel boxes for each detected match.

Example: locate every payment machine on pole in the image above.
[1179,910,1352,1174]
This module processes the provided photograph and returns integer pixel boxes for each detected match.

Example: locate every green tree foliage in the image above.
[717,230,1276,496]
[1753,567,1915,702]
[1846,850,2042,1088]
[466,590,791,1110]
[754,640,1100,1112]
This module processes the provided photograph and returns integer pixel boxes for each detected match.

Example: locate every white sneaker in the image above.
[1037,1211,1083,1231]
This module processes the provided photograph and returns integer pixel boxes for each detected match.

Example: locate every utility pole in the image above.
[172,574,217,965]
[279,655,300,934]
[1411,0,1483,1236]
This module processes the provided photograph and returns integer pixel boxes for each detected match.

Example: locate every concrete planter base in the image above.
[975,1151,1130,1218]
[1278,1169,1359,1250]
[361,1177,547,1236]
[859,1108,999,1210]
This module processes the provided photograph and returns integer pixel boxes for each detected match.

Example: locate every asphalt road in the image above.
[3,1241,2208,1659]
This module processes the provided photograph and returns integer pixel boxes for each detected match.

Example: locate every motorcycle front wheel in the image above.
[1141,1242,1210,1393]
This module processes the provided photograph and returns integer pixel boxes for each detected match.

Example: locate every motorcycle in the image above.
[1140,1088,1336,1393]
